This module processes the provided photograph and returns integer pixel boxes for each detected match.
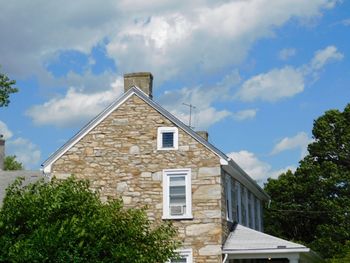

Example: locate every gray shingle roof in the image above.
[223,224,308,253]
[0,170,44,204]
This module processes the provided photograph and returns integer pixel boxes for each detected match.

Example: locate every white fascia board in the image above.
[227,252,300,260]
[220,158,229,165]
[223,248,310,255]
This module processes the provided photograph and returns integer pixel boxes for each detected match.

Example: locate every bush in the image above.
[0,177,179,262]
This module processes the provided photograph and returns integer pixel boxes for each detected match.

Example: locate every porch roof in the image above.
[223,224,308,254]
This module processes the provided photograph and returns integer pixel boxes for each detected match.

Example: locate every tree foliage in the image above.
[0,177,179,262]
[264,104,350,259]
[4,155,23,170]
[0,68,18,107]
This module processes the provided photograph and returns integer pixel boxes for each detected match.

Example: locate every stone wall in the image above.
[51,94,224,262]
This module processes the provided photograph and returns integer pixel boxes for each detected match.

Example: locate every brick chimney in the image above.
[124,72,153,98]
[0,135,5,170]
[196,131,209,141]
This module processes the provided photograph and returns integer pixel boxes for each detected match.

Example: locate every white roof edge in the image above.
[222,248,310,254]
[42,87,229,172]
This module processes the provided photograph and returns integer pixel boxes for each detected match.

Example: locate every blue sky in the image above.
[0,0,349,184]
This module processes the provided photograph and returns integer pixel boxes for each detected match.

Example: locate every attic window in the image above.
[157,127,178,150]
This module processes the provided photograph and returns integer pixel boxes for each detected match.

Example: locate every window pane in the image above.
[171,258,187,263]
[162,132,174,148]
[169,176,186,215]
[170,176,186,204]
[170,186,186,204]
[241,187,247,226]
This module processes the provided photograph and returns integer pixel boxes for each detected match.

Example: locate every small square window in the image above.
[157,127,178,150]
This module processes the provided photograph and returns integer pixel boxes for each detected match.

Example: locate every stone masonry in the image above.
[51,94,224,262]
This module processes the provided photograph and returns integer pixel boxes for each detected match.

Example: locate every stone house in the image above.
[42,73,320,263]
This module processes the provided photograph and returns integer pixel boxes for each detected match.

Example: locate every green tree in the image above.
[0,68,18,107]
[327,242,350,263]
[4,155,23,170]
[264,104,350,259]
[0,177,179,262]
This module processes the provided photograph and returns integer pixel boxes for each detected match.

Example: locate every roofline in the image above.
[222,247,310,254]
[42,87,229,172]
[223,159,270,201]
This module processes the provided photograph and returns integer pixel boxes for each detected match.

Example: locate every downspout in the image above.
[222,253,228,263]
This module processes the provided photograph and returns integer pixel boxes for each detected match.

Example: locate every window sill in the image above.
[162,215,193,220]
[157,147,178,151]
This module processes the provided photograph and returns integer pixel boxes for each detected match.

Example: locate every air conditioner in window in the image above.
[170,205,185,215]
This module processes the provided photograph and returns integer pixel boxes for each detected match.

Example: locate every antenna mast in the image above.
[182,103,196,129]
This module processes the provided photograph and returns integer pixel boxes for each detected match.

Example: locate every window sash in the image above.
[162,132,174,148]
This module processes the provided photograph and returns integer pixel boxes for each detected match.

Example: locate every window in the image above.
[236,182,241,223]
[225,175,233,222]
[163,169,192,219]
[231,179,237,222]
[255,197,262,231]
[169,249,192,263]
[241,186,247,226]
[158,127,178,150]
[248,192,255,229]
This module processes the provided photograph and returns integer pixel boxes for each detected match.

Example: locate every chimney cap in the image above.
[124,72,153,79]
[124,72,153,98]
[196,131,209,141]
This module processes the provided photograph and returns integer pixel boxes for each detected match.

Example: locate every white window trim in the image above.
[162,169,193,219]
[168,248,193,263]
[157,127,178,150]
[225,175,233,222]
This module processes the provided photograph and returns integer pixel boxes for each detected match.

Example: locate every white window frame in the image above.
[162,169,193,219]
[157,127,178,150]
[168,248,193,263]
[225,175,233,222]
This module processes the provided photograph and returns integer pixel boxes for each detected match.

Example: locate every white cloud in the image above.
[159,71,239,129]
[278,48,297,60]
[310,45,344,70]
[0,121,41,169]
[0,121,13,140]
[236,45,343,102]
[271,131,312,158]
[0,1,338,129]
[232,109,258,121]
[6,138,41,169]
[236,67,305,102]
[270,165,296,180]
[342,19,350,26]
[26,77,124,127]
[106,0,336,81]
[227,150,295,184]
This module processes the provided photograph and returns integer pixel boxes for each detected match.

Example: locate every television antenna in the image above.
[182,103,196,129]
